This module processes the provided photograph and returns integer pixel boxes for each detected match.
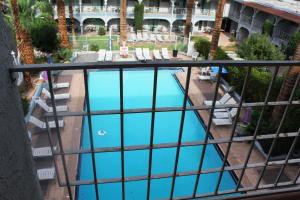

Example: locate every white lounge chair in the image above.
[29,116,64,129]
[32,146,56,158]
[129,33,137,42]
[42,88,70,100]
[199,72,216,81]
[37,168,55,180]
[150,34,156,42]
[153,50,162,60]
[212,118,233,126]
[214,108,238,119]
[53,82,70,89]
[137,32,143,41]
[143,32,149,41]
[105,51,113,61]
[136,48,145,61]
[143,48,152,60]
[34,97,68,112]
[161,48,170,60]
[214,98,237,113]
[156,34,164,42]
[97,49,106,61]
[204,93,232,106]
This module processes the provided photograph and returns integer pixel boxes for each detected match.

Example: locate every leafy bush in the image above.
[98,26,106,35]
[285,32,300,59]
[215,48,230,60]
[90,44,99,51]
[238,34,284,60]
[30,18,58,53]
[54,48,72,62]
[262,19,274,36]
[134,2,144,32]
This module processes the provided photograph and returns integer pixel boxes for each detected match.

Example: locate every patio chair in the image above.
[105,51,113,61]
[212,118,233,126]
[156,34,164,42]
[213,108,238,119]
[153,50,162,60]
[53,82,70,89]
[203,93,232,106]
[32,146,56,158]
[34,97,68,112]
[214,98,237,113]
[97,49,106,61]
[150,34,156,42]
[136,48,145,61]
[29,116,64,129]
[37,168,55,181]
[161,48,170,60]
[42,88,70,100]
[143,32,149,41]
[143,48,152,60]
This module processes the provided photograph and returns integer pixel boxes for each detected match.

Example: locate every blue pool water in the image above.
[79,70,236,199]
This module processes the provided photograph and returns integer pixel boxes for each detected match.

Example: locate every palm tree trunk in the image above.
[184,0,194,37]
[272,43,300,124]
[69,0,75,37]
[57,0,70,48]
[120,0,127,44]
[209,0,226,59]
[10,0,34,88]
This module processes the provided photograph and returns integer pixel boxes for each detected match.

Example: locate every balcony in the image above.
[6,59,300,200]
[239,15,252,28]
[272,28,292,46]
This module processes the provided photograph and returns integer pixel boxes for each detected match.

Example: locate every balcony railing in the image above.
[10,60,300,200]
[240,15,252,27]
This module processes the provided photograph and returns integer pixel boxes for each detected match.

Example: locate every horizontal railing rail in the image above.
[14,60,300,200]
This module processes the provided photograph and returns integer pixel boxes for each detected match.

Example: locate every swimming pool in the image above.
[78,69,236,199]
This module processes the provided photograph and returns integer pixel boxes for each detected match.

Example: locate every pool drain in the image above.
[97,130,107,136]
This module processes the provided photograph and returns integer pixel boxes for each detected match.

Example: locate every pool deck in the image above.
[175,67,298,188]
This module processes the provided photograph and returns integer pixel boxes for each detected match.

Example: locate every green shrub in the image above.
[262,19,274,36]
[90,44,99,51]
[55,48,72,62]
[285,32,300,59]
[30,18,58,53]
[98,26,106,35]
[215,48,230,60]
[134,2,144,32]
[194,37,211,59]
[238,34,284,60]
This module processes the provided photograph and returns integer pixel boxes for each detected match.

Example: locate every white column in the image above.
[80,23,84,34]
[170,0,175,34]
[194,1,198,15]
[104,0,107,11]
[79,0,82,13]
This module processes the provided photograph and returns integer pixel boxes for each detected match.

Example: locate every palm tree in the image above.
[184,0,194,37]
[120,0,127,43]
[272,43,300,123]
[10,0,35,88]
[209,0,226,59]
[68,0,75,37]
[57,0,69,48]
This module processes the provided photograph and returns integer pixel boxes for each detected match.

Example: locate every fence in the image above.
[10,60,300,200]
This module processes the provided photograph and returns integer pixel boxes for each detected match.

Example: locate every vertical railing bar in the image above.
[274,128,300,186]
[192,66,223,198]
[255,72,300,189]
[47,70,73,200]
[170,67,192,200]
[235,66,280,191]
[45,117,62,185]
[214,66,252,194]
[83,69,100,200]
[146,67,159,200]
[119,67,126,200]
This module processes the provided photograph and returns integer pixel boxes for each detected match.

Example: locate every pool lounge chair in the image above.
[34,97,68,112]
[37,168,55,181]
[161,48,170,60]
[150,34,156,42]
[156,34,164,42]
[97,49,106,61]
[143,32,149,41]
[136,48,145,61]
[153,50,162,60]
[143,48,152,60]
[212,118,233,126]
[137,32,143,41]
[32,146,56,158]
[214,108,238,119]
[105,51,113,61]
[42,88,70,100]
[129,33,137,42]
[214,98,237,113]
[204,93,232,106]
[53,82,70,89]
[29,116,64,129]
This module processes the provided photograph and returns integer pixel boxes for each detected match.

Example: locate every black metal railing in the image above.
[10,60,300,200]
